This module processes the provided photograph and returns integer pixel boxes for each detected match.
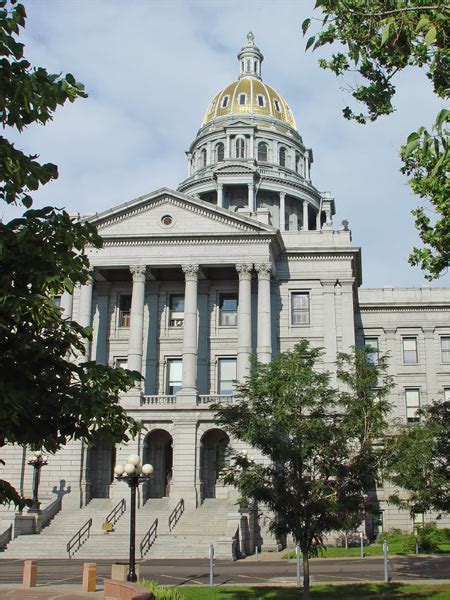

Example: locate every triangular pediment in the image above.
[88,188,275,237]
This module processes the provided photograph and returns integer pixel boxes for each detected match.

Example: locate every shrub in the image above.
[376,528,405,544]
[139,579,186,600]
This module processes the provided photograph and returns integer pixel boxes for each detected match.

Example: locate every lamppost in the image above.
[114,454,153,582]
[28,451,48,513]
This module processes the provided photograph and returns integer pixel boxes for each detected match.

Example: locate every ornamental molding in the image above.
[236,263,254,279]
[358,305,450,313]
[99,235,273,247]
[182,263,200,278]
[254,262,273,279]
[130,264,147,281]
[280,253,356,262]
[96,196,265,233]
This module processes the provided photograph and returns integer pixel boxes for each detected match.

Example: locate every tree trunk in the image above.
[302,553,310,600]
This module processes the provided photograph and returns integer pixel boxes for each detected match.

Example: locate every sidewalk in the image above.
[0,583,112,599]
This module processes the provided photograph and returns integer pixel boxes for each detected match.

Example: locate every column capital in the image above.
[255,263,273,280]
[182,263,199,281]
[236,263,253,280]
[130,265,147,282]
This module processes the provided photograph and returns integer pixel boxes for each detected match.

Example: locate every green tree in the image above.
[302,1,449,280]
[213,342,392,600]
[0,0,141,508]
[386,400,450,516]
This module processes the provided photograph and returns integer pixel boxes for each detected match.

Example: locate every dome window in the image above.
[221,95,229,108]
[215,142,224,162]
[257,94,265,108]
[201,148,207,168]
[295,151,301,173]
[236,138,246,159]
[258,142,268,162]
[279,146,286,167]
[161,215,174,227]
[274,99,281,112]
[239,93,246,105]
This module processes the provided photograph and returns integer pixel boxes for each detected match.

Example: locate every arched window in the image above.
[258,142,268,162]
[201,148,207,168]
[236,138,246,159]
[279,147,286,167]
[295,151,300,173]
[215,142,224,162]
[246,59,251,72]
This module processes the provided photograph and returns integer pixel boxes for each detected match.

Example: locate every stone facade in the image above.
[2,33,449,544]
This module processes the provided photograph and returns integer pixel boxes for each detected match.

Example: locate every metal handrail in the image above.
[168,498,184,531]
[105,498,126,527]
[140,518,158,558]
[66,518,92,558]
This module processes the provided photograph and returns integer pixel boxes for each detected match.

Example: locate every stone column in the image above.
[255,263,272,364]
[316,210,321,231]
[78,275,94,359]
[322,280,337,378]
[236,263,253,380]
[181,264,199,394]
[217,183,224,208]
[340,279,356,353]
[127,265,147,374]
[248,183,255,212]
[279,192,286,232]
[226,135,231,159]
[60,291,73,320]
[303,200,309,231]
[91,283,110,365]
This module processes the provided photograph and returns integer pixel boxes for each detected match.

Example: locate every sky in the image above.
[5,0,448,288]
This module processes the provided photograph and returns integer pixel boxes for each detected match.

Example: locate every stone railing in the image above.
[37,496,62,531]
[141,395,176,406]
[197,394,235,405]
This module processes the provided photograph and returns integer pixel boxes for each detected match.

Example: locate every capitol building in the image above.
[2,34,449,560]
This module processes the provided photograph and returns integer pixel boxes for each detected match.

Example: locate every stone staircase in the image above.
[2,498,113,559]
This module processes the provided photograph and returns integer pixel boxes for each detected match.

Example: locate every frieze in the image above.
[100,236,273,246]
[358,305,450,313]
[280,254,356,262]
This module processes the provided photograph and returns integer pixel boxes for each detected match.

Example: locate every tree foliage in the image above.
[302,1,449,280]
[213,342,392,600]
[0,0,141,508]
[386,400,450,516]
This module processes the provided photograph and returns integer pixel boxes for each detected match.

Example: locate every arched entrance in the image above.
[143,429,173,501]
[200,429,230,501]
[87,440,115,499]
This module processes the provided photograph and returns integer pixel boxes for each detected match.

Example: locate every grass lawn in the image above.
[283,543,450,559]
[159,584,450,599]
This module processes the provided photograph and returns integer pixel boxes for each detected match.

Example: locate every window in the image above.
[257,94,265,107]
[218,357,236,395]
[291,292,310,325]
[119,294,131,327]
[405,388,421,423]
[279,146,286,167]
[52,295,61,308]
[372,511,384,537]
[274,99,281,112]
[200,148,207,168]
[257,142,268,162]
[215,142,224,162]
[246,59,251,72]
[364,337,379,365]
[236,138,246,159]
[441,337,450,363]
[167,359,182,395]
[444,388,450,402]
[295,151,301,173]
[114,357,128,370]
[403,337,418,364]
[238,93,246,105]
[221,95,229,108]
[169,295,184,327]
[219,293,238,326]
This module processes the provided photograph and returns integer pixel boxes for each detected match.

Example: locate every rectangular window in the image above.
[239,94,246,105]
[405,388,421,423]
[119,294,132,327]
[218,357,237,395]
[169,295,184,327]
[291,292,310,325]
[53,295,61,308]
[257,94,265,107]
[372,511,384,537]
[167,359,182,395]
[219,293,238,326]
[114,357,128,370]
[441,337,450,363]
[364,337,379,365]
[444,388,450,402]
[403,337,418,364]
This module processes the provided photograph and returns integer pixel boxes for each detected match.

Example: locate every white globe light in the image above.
[35,450,42,457]
[124,463,136,475]
[128,454,141,466]
[114,464,124,476]
[142,463,154,475]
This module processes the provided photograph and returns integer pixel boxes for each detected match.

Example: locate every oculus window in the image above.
[219,293,238,326]
[291,292,310,325]
[169,295,184,328]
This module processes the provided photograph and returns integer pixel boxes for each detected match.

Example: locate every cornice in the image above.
[100,234,275,247]
[358,304,450,313]
[280,252,357,262]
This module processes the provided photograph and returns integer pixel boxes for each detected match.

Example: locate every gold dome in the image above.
[202,77,297,130]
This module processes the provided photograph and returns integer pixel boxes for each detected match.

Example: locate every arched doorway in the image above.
[87,440,115,499]
[143,429,173,501]
[200,429,230,501]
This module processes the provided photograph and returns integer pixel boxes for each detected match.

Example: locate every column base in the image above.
[175,390,198,408]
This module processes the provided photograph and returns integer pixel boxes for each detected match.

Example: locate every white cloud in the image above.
[5,0,448,287]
